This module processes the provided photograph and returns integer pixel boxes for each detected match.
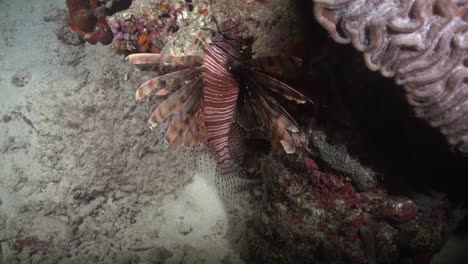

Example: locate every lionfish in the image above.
[127,19,312,209]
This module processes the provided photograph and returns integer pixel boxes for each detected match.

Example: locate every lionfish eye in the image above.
[221,33,235,41]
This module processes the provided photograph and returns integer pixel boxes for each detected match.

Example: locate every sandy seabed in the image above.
[0,0,248,263]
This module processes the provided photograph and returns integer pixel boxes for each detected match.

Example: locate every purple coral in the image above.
[313,0,468,155]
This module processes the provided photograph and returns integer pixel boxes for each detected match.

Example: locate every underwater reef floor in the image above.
[0,0,468,263]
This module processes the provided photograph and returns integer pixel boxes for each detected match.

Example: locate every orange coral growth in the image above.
[137,32,151,52]
[199,9,209,16]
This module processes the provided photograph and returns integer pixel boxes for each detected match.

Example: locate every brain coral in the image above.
[313,0,468,154]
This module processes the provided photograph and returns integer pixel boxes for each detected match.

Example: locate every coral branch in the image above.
[313,0,468,154]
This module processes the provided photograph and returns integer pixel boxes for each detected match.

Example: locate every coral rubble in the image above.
[313,0,468,155]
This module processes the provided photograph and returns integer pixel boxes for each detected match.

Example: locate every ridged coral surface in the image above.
[314,0,468,154]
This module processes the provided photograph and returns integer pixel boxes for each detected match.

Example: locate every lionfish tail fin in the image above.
[212,124,258,211]
[177,141,217,177]
[227,123,247,162]
[215,161,259,212]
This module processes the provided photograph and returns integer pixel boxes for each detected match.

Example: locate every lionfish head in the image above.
[203,19,242,42]
[219,19,241,35]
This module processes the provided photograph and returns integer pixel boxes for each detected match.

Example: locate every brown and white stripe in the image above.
[201,23,242,166]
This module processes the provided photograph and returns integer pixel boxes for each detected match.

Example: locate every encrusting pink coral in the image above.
[108,4,188,53]
[313,0,468,155]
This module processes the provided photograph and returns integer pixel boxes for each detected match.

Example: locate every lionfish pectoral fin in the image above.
[155,83,175,96]
[184,110,205,146]
[253,70,313,104]
[166,116,184,151]
[235,88,265,131]
[268,121,296,154]
[148,75,202,127]
[254,81,301,133]
[268,116,297,154]
[173,77,203,113]
[127,53,204,68]
[135,67,199,100]
[241,74,300,154]
[280,139,295,154]
[246,56,303,78]
[163,79,203,151]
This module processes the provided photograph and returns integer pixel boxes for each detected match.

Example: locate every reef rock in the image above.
[248,154,451,264]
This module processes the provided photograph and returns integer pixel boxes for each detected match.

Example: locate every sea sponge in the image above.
[70,9,96,33]
[66,0,113,45]
[313,0,468,154]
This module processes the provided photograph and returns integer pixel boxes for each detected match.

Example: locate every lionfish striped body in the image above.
[127,19,312,208]
[201,22,242,167]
